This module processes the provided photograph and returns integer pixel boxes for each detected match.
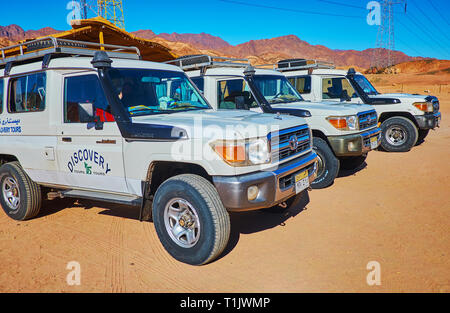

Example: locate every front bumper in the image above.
[327,127,382,157]
[414,112,441,129]
[212,151,318,212]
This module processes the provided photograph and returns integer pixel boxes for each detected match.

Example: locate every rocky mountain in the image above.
[0,25,60,47]
[0,23,430,69]
[132,30,232,51]
[133,30,424,68]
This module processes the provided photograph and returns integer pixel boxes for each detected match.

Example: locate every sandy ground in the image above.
[0,78,449,293]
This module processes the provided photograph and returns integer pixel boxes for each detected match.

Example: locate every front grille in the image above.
[279,162,315,190]
[270,125,311,162]
[358,110,378,130]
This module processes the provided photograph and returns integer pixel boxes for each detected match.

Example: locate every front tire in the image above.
[152,174,230,265]
[0,162,42,221]
[311,137,339,189]
[380,117,418,152]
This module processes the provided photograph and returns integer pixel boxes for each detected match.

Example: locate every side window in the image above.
[0,79,3,114]
[191,77,204,93]
[289,76,311,94]
[64,74,114,123]
[9,72,46,113]
[322,77,357,99]
[217,79,258,110]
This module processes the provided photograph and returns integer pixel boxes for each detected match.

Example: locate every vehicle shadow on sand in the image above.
[218,191,310,260]
[337,161,368,179]
[37,191,310,262]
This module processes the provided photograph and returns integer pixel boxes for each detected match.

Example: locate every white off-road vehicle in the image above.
[170,55,381,189]
[277,59,442,152]
[0,38,318,265]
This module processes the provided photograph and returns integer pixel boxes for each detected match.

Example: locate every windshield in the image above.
[108,68,210,117]
[253,75,303,104]
[354,74,379,95]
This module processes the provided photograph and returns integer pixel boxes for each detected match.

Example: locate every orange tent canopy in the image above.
[14,17,177,62]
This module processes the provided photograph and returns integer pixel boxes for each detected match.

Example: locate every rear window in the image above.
[289,76,311,94]
[217,79,258,110]
[322,77,357,99]
[0,79,3,113]
[9,72,46,113]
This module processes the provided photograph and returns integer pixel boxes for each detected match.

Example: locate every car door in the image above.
[56,72,128,194]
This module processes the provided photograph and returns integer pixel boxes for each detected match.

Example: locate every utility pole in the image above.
[78,0,126,30]
[371,0,406,72]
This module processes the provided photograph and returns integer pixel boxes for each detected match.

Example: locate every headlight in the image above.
[326,115,359,131]
[211,138,271,166]
[413,102,433,112]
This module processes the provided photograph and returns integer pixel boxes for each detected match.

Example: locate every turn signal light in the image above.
[214,145,246,163]
[327,117,348,129]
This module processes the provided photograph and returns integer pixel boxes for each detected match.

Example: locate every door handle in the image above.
[96,139,116,144]
[62,137,72,142]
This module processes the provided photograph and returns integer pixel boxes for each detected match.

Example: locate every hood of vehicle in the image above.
[131,109,307,140]
[369,93,428,102]
[271,101,375,116]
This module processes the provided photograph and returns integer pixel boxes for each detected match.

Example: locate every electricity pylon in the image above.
[79,0,126,30]
[371,0,406,71]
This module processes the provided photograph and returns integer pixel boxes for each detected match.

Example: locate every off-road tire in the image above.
[0,162,42,221]
[311,137,339,189]
[380,117,418,152]
[339,154,367,171]
[152,174,230,265]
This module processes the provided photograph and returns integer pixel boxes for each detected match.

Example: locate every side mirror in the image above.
[79,102,103,130]
[93,116,104,130]
[340,90,351,102]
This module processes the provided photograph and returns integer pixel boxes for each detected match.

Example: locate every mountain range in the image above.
[0,24,428,69]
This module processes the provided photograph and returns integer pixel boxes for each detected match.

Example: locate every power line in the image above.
[396,37,426,57]
[410,0,450,43]
[316,0,404,14]
[316,0,366,10]
[397,19,448,57]
[218,0,362,18]
[401,12,450,56]
[427,0,450,27]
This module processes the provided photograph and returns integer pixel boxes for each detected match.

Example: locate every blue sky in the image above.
[1,0,449,59]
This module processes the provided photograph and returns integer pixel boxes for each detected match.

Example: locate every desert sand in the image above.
[0,75,449,293]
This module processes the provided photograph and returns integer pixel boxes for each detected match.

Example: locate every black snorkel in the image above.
[243,65,312,118]
[92,51,188,141]
[346,68,401,105]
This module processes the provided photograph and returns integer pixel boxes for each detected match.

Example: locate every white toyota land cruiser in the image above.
[277,58,442,152]
[0,38,318,265]
[171,55,381,189]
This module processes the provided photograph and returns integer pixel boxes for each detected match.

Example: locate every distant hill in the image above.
[388,59,450,75]
[133,30,424,69]
[0,23,439,70]
[0,25,60,43]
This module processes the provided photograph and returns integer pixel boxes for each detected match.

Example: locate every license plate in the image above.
[295,170,309,194]
[370,136,378,149]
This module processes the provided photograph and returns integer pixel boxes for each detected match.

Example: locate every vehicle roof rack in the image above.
[267,58,335,72]
[0,37,142,68]
[165,55,250,71]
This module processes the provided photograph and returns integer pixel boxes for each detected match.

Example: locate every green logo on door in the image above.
[84,162,92,175]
